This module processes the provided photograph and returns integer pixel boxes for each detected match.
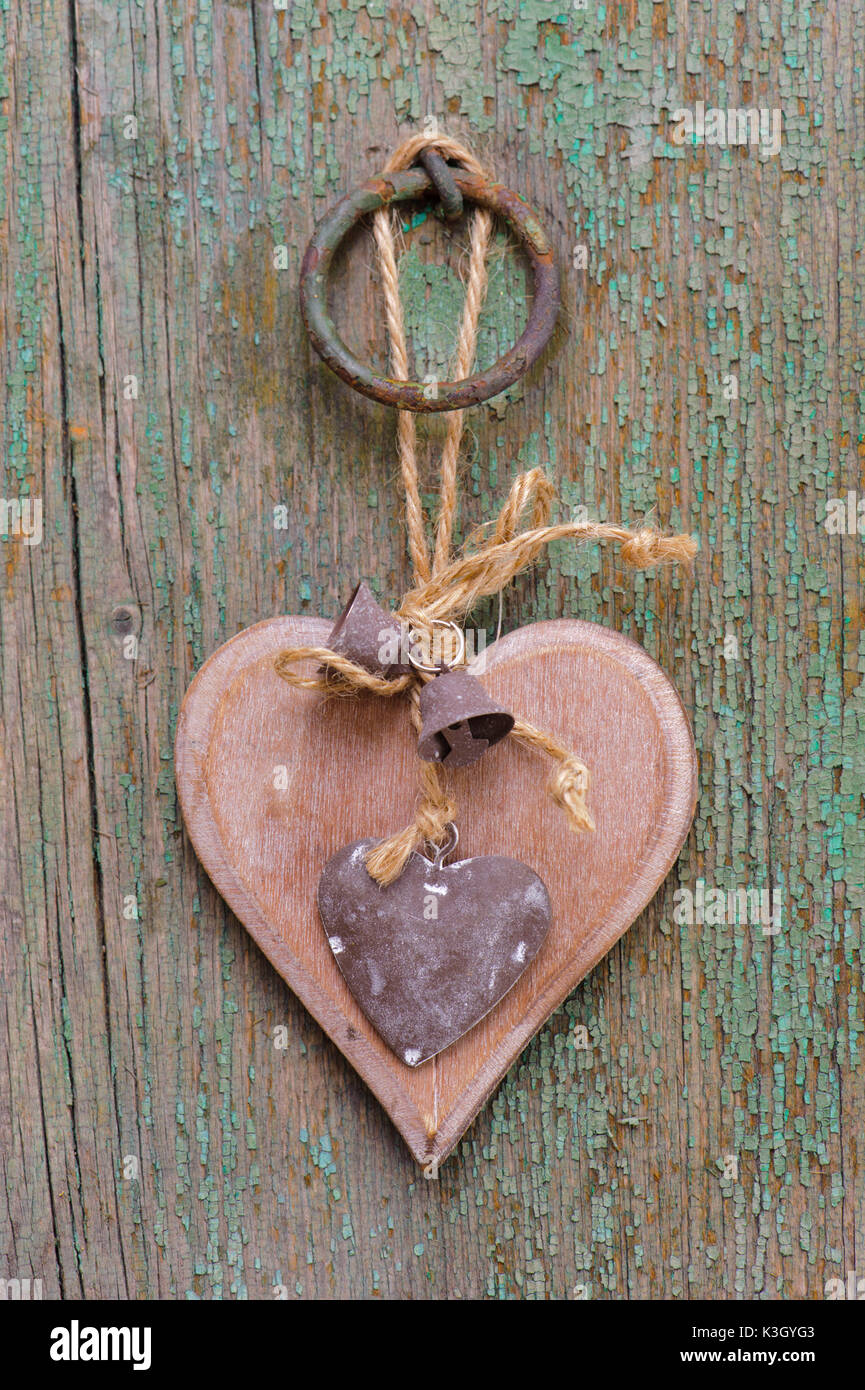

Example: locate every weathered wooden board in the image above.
[1,0,863,1299]
[175,617,697,1166]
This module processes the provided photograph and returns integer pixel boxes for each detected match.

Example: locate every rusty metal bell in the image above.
[417,669,514,767]
[325,582,412,678]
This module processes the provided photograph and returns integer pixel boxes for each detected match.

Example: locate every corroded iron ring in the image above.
[300,167,560,413]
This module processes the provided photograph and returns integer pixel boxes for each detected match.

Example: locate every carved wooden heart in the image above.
[175,617,697,1166]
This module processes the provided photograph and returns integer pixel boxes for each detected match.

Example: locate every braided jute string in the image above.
[276,133,697,885]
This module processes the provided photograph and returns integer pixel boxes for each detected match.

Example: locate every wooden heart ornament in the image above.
[175,616,697,1166]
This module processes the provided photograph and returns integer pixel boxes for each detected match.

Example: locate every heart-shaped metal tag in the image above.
[318,834,551,1067]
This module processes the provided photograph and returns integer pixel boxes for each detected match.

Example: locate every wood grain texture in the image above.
[175,617,696,1165]
[1,0,863,1299]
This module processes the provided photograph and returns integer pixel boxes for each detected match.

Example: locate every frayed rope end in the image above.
[547,756,595,833]
[619,528,698,569]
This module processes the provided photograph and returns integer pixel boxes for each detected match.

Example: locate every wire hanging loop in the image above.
[423,822,460,869]
[299,166,560,412]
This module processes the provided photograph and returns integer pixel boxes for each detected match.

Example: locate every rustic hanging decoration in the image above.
[175,133,699,1166]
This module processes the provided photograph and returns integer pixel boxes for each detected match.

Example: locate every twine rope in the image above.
[276,133,696,885]
[372,134,493,579]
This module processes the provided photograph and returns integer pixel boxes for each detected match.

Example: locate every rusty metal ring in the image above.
[299,167,560,413]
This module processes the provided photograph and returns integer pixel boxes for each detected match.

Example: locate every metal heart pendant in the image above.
[317,832,551,1067]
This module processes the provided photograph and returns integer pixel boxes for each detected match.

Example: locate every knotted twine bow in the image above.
[276,133,697,886]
